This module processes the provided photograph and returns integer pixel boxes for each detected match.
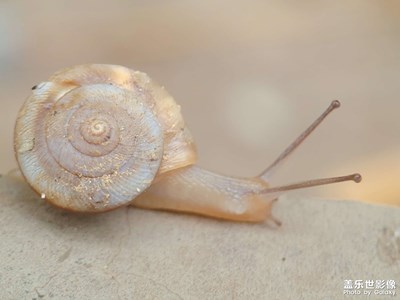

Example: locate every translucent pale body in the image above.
[134,166,275,222]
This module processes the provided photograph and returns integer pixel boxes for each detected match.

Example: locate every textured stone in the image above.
[0,174,399,299]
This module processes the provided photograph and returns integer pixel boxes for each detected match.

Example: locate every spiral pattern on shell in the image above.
[14,66,174,212]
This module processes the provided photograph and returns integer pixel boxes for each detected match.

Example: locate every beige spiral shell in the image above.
[14,64,196,212]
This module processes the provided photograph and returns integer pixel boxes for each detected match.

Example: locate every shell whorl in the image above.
[14,64,196,212]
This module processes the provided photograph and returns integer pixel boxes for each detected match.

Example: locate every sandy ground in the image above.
[1,2,399,299]
[0,174,399,299]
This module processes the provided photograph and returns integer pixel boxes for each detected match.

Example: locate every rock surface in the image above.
[0,174,399,299]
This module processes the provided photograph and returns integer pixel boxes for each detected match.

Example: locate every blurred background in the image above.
[1,1,399,205]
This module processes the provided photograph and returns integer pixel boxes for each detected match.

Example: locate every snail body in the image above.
[14,64,360,223]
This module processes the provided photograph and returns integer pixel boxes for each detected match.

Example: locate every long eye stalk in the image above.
[260,100,341,180]
[259,100,361,192]
[260,173,361,195]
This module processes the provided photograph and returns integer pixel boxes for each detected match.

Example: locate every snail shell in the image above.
[14,64,196,212]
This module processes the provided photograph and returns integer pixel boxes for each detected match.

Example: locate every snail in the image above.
[14,64,361,224]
